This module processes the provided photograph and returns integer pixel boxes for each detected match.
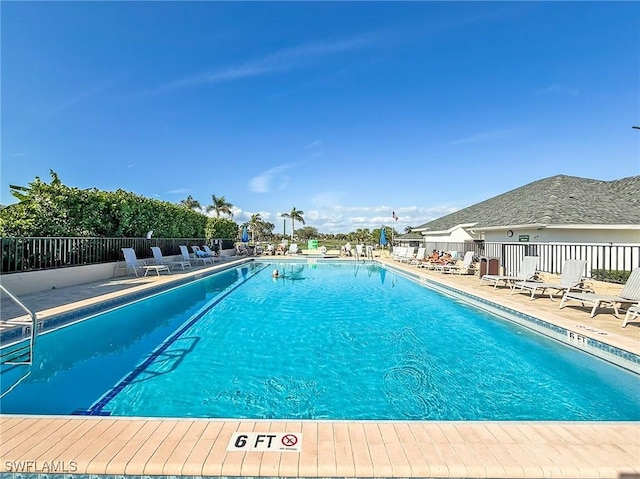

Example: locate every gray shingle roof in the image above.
[416,174,640,232]
[396,232,423,240]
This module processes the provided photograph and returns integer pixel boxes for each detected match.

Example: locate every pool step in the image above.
[0,341,32,365]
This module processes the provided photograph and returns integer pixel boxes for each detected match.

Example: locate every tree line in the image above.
[0,171,401,243]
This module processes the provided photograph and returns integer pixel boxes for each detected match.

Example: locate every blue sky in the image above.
[2,1,639,234]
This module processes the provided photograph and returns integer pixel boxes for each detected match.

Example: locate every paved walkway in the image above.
[1,256,639,478]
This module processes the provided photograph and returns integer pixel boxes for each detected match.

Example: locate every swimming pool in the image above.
[2,261,639,420]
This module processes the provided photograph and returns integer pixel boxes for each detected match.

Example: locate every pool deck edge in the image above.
[1,416,639,478]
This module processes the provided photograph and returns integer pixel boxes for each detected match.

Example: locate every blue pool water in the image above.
[1,261,639,420]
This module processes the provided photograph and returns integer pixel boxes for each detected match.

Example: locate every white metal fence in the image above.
[422,241,639,281]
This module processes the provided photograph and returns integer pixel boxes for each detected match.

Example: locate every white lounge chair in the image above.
[275,243,287,255]
[192,245,220,262]
[421,251,454,270]
[559,267,640,318]
[623,303,640,328]
[121,247,170,277]
[179,245,214,266]
[151,246,190,271]
[513,259,587,300]
[441,251,477,275]
[480,256,539,289]
[286,243,298,255]
[398,247,416,263]
[202,245,223,261]
[409,247,426,266]
[391,246,405,261]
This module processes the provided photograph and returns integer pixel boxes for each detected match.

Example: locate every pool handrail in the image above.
[0,284,37,366]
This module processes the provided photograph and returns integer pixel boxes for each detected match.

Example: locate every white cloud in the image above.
[224,202,460,235]
[310,191,345,208]
[249,164,295,193]
[148,34,377,95]
[166,188,191,195]
[447,128,517,146]
[537,84,580,96]
[304,140,323,149]
[294,204,460,234]
[47,75,126,118]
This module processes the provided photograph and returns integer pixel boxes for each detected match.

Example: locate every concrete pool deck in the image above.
[1,256,639,477]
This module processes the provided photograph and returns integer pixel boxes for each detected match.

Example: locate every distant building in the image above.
[413,175,640,245]
[394,231,423,248]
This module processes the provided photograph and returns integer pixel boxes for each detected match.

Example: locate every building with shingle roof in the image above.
[413,175,640,244]
[393,231,423,248]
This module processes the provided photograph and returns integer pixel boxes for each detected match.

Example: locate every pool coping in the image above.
[1,416,638,477]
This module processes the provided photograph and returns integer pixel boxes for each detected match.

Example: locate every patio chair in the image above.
[179,245,214,266]
[202,245,223,261]
[121,247,170,277]
[398,247,416,263]
[441,251,477,275]
[151,246,191,271]
[479,256,539,289]
[512,259,587,300]
[409,247,426,266]
[391,246,405,261]
[622,303,640,328]
[286,243,298,255]
[559,267,640,318]
[418,250,445,270]
[192,245,220,262]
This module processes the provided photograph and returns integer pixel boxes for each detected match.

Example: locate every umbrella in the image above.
[380,228,388,246]
[241,226,249,243]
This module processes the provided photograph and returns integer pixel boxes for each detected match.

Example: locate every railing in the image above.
[0,284,37,366]
[2,237,639,279]
[0,237,212,274]
[422,241,640,280]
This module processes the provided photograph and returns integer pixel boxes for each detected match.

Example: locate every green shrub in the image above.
[205,217,237,245]
[590,269,631,284]
[0,170,207,238]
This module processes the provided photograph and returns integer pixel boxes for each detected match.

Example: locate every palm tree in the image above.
[205,195,233,218]
[249,213,262,242]
[280,207,305,240]
[179,195,201,211]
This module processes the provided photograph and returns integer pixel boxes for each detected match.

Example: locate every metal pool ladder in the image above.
[0,284,38,365]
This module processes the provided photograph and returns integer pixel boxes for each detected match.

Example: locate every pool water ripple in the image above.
[2,262,639,420]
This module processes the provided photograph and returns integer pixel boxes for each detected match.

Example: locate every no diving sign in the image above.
[227,432,302,452]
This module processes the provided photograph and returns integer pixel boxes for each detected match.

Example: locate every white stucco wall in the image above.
[483,228,640,244]
[1,262,119,296]
[0,252,241,296]
[421,226,477,243]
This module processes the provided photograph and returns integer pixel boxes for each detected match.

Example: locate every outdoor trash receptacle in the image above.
[308,239,318,250]
[479,257,500,277]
